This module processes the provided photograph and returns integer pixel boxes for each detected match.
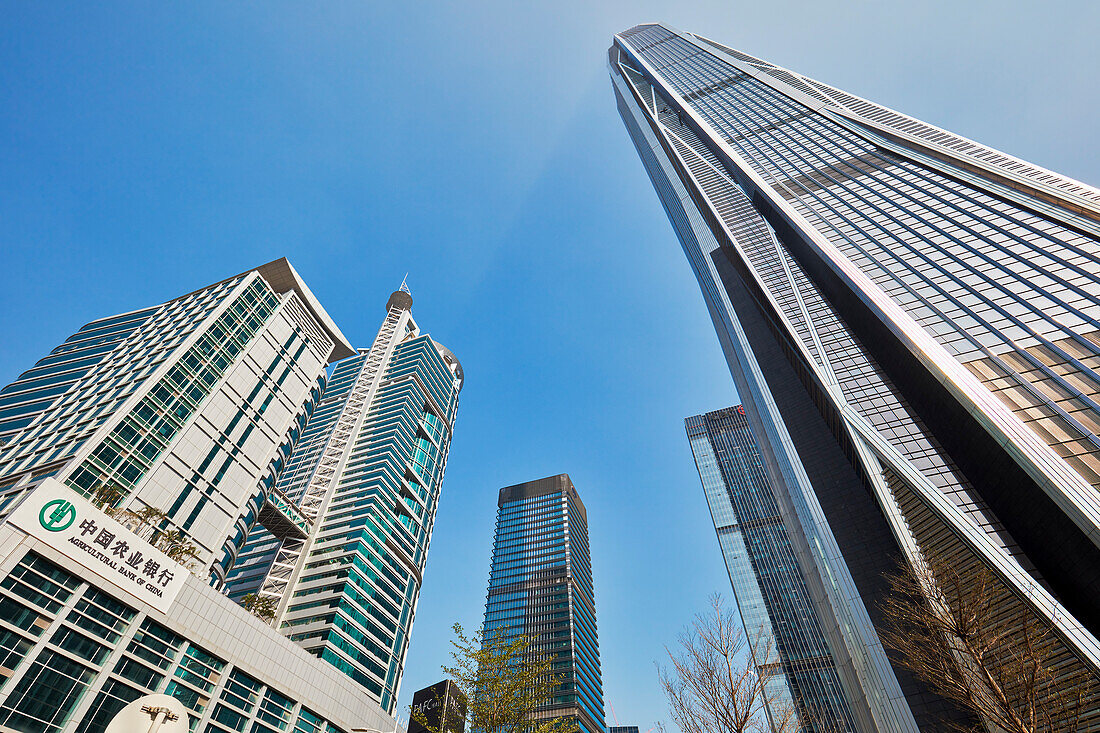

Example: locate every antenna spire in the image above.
[399,273,410,295]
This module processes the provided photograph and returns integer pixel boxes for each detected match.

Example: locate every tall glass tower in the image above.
[0,257,351,579]
[483,475,604,733]
[687,406,857,733]
[612,23,1100,731]
[226,287,464,715]
[0,260,400,733]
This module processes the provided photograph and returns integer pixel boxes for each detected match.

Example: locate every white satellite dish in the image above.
[104,693,189,733]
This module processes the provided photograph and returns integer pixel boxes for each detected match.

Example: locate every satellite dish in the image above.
[104,694,189,733]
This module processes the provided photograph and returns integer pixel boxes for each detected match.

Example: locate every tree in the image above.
[118,505,168,541]
[88,482,125,516]
[86,484,202,573]
[117,505,201,571]
[412,623,577,733]
[239,593,278,622]
[155,528,201,567]
[879,553,1091,733]
[657,595,799,733]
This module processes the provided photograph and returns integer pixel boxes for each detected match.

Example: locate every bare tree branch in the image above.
[657,595,808,733]
[879,553,1092,733]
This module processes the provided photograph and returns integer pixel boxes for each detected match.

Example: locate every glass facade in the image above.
[66,278,280,499]
[611,23,1100,731]
[0,278,240,497]
[483,475,604,733]
[224,356,360,600]
[687,407,856,732]
[225,289,464,715]
[0,259,397,733]
[0,259,348,580]
[0,551,349,733]
[0,307,157,444]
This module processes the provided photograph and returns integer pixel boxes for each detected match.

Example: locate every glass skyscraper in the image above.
[0,257,350,580]
[687,406,856,733]
[612,23,1100,731]
[0,260,398,733]
[226,287,464,715]
[483,475,604,733]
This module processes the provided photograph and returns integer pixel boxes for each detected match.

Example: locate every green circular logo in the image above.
[40,499,76,532]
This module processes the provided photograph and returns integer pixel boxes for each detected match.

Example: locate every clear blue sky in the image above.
[2,1,1098,729]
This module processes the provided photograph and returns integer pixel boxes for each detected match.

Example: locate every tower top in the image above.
[387,273,413,312]
[386,289,413,312]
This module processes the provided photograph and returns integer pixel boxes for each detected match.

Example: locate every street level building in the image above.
[612,23,1100,731]
[225,287,464,715]
[407,679,466,733]
[687,406,857,732]
[482,475,604,733]
[0,261,395,733]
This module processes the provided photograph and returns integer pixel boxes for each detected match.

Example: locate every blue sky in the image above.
[2,1,1098,729]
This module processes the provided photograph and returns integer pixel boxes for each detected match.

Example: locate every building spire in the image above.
[386,274,414,313]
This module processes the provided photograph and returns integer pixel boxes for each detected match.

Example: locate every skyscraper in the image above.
[612,23,1100,731]
[687,406,857,732]
[226,287,464,715]
[0,260,397,733]
[0,257,350,582]
[483,475,604,733]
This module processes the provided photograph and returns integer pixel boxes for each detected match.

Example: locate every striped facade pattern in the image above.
[226,292,463,715]
[611,23,1100,731]
[0,260,344,577]
[483,475,604,733]
[0,260,403,733]
[687,407,857,732]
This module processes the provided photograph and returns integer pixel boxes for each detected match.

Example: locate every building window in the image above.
[77,678,143,733]
[0,649,96,733]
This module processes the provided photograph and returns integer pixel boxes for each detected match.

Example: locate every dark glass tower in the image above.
[687,406,857,732]
[483,475,604,733]
[408,680,467,733]
[611,22,1100,731]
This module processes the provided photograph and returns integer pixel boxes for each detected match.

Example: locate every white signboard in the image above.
[8,478,188,613]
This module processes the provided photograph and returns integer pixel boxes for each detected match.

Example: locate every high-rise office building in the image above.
[687,406,857,732]
[226,287,463,715]
[483,475,604,733]
[612,23,1100,731]
[0,259,349,569]
[0,260,397,733]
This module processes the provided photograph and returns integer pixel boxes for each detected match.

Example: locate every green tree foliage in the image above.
[88,482,124,516]
[88,485,202,572]
[118,505,167,541]
[154,528,201,567]
[412,623,577,733]
[239,593,278,623]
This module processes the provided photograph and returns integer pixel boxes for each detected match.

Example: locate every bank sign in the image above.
[8,478,187,613]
